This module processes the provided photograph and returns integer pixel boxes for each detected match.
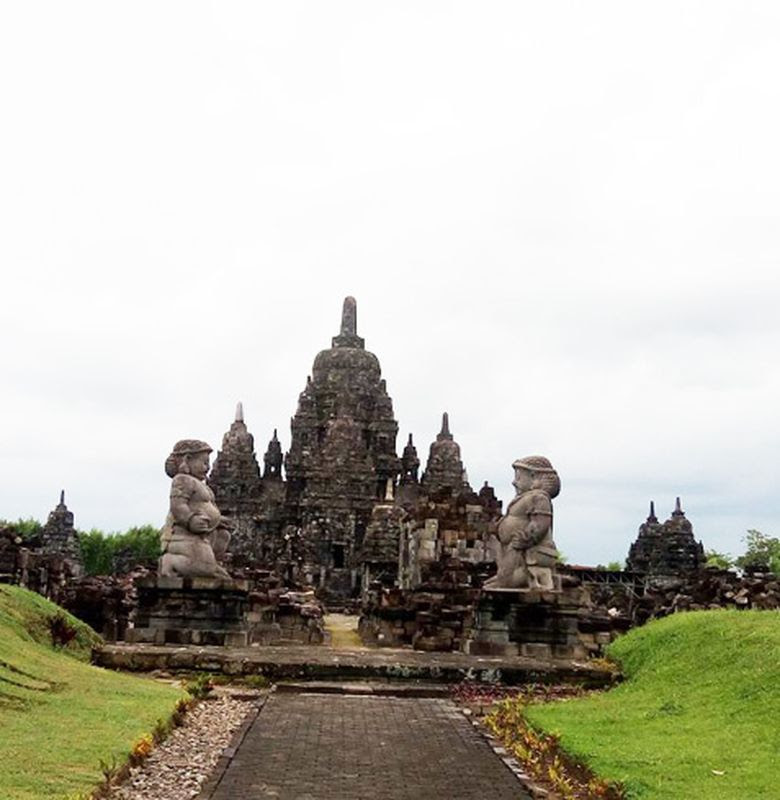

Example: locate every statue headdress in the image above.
[513,455,561,499]
[165,439,212,478]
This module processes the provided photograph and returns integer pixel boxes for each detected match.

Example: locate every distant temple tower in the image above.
[208,403,263,561]
[284,297,401,598]
[420,413,472,496]
[626,498,705,576]
[39,491,83,576]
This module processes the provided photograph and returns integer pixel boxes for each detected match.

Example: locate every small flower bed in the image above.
[484,696,625,800]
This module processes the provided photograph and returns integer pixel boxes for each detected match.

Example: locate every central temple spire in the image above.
[341,295,357,336]
[438,412,453,441]
[331,295,365,349]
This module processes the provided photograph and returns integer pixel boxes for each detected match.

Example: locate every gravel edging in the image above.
[194,693,267,800]
[110,691,263,800]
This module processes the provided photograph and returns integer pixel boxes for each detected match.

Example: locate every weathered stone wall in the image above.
[242,569,325,645]
[590,567,780,626]
[359,556,489,651]
[0,527,73,603]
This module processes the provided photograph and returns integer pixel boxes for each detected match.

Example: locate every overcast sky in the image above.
[2,2,779,565]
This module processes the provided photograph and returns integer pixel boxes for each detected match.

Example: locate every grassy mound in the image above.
[0,585,183,800]
[526,610,780,799]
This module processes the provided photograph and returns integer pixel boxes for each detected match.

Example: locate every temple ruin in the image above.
[39,490,83,577]
[208,296,501,601]
[626,498,705,576]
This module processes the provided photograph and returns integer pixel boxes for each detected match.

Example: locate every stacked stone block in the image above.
[127,576,250,647]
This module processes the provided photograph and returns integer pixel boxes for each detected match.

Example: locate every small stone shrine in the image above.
[626,498,705,576]
[127,440,250,646]
[464,457,593,660]
[420,412,470,496]
[39,491,83,577]
[208,405,286,567]
[397,414,498,584]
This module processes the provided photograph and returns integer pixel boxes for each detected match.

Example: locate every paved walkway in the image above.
[208,692,530,799]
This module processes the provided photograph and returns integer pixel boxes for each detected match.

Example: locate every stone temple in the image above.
[626,498,705,576]
[39,490,83,577]
[209,297,499,601]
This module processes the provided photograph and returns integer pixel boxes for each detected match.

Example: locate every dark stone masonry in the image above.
[39,491,83,576]
[207,296,501,603]
[127,576,251,647]
[626,498,705,576]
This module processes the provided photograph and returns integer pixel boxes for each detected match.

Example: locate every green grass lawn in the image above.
[526,610,780,799]
[0,584,184,800]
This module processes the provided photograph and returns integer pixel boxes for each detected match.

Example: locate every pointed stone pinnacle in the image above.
[341,296,357,336]
[59,489,65,506]
[674,496,683,515]
[440,412,451,438]
[272,428,278,441]
[407,433,414,445]
[235,401,244,423]
[384,478,394,502]
[649,500,656,520]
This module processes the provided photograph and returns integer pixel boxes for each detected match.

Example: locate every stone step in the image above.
[94,642,619,688]
[275,681,450,698]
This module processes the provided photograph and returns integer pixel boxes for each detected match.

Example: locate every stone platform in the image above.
[126,576,250,647]
[463,586,594,660]
[93,642,618,687]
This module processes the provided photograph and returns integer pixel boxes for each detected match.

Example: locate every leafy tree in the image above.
[0,517,43,540]
[704,549,734,570]
[118,525,161,563]
[78,528,116,576]
[78,525,161,576]
[735,529,780,574]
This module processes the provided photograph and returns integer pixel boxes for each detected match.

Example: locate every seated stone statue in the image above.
[159,440,231,579]
[484,456,561,591]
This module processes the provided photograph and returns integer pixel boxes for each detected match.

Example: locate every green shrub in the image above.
[184,673,214,700]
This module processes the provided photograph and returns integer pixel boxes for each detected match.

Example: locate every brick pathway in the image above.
[209,693,530,799]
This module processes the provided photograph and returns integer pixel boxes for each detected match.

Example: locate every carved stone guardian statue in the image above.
[484,456,561,591]
[159,439,232,578]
